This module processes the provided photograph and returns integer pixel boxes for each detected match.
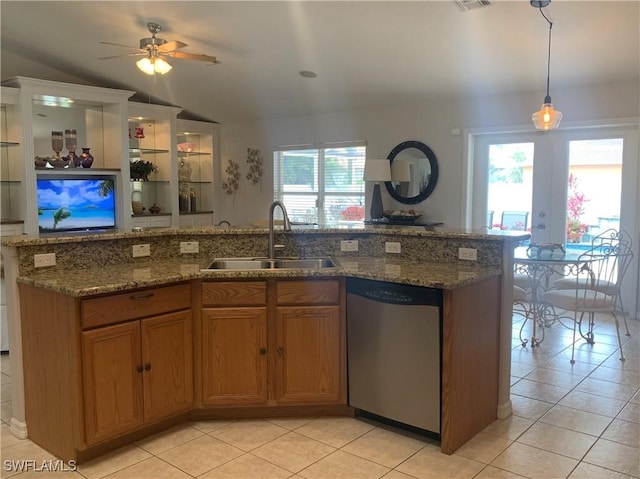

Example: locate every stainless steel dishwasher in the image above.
[347,277,442,435]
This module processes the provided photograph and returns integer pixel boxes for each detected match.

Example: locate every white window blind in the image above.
[274,142,366,225]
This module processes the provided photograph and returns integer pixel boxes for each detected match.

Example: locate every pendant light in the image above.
[531,0,562,130]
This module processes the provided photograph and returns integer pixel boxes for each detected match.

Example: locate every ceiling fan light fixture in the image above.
[136,56,172,75]
[531,0,562,130]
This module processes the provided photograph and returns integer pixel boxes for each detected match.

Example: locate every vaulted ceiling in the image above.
[1,1,638,123]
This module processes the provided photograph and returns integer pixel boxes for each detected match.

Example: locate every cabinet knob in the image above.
[136,365,143,373]
[144,364,152,371]
[259,347,267,355]
[277,347,284,357]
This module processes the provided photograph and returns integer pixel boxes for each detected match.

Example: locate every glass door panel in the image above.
[566,138,622,249]
[486,142,533,231]
[472,125,638,318]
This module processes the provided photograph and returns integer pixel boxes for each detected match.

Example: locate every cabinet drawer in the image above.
[202,281,267,306]
[81,283,191,329]
[277,280,340,305]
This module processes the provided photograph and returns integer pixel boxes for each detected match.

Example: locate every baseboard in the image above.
[10,417,28,439]
[497,400,512,419]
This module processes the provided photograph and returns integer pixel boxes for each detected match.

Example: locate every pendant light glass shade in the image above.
[532,98,563,130]
[531,1,562,130]
[136,56,172,75]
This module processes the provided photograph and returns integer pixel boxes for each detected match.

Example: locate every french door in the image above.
[471,124,639,318]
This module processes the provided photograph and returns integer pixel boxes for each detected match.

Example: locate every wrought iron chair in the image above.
[512,259,536,346]
[551,229,634,337]
[513,284,534,345]
[501,211,529,231]
[541,234,631,364]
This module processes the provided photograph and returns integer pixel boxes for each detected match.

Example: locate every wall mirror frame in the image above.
[385,140,439,205]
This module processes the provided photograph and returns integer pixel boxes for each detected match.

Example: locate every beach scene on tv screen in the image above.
[37,179,116,232]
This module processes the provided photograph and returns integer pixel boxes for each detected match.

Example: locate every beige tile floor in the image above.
[1,312,638,479]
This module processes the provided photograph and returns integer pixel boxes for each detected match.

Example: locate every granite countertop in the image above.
[1,225,529,247]
[16,256,501,297]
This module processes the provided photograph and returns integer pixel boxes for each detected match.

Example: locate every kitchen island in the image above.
[1,226,528,462]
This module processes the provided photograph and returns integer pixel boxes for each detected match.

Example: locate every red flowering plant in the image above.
[566,173,589,243]
[492,221,527,231]
[340,205,365,221]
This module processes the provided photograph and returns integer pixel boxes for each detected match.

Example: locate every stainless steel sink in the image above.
[205,259,275,270]
[203,257,337,271]
[274,258,336,269]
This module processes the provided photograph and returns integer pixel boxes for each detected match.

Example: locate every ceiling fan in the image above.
[99,22,219,75]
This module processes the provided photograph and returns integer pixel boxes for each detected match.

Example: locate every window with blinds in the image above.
[273,142,366,226]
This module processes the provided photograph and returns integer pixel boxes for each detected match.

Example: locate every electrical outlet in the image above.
[385,242,401,254]
[180,241,199,254]
[34,253,56,268]
[458,247,477,261]
[340,240,359,252]
[132,244,151,257]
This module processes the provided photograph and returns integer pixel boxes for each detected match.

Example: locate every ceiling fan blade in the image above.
[169,51,219,64]
[99,41,140,49]
[98,52,147,60]
[157,40,188,53]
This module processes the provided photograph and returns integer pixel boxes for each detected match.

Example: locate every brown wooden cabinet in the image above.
[275,305,342,404]
[202,307,268,405]
[275,279,344,404]
[201,279,346,408]
[18,282,193,461]
[141,311,193,422]
[201,281,268,406]
[81,321,144,444]
[82,310,193,445]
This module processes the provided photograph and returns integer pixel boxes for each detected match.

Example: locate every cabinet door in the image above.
[202,307,268,405]
[141,310,193,423]
[82,321,143,445]
[275,306,343,404]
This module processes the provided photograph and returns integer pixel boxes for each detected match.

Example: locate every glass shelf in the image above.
[0,180,21,184]
[179,180,212,185]
[131,213,172,217]
[36,167,121,172]
[179,210,214,215]
[129,148,170,155]
[0,141,19,147]
[178,151,211,157]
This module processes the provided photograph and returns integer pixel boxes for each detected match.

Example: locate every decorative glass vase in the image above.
[65,129,79,167]
[80,148,94,168]
[131,183,144,215]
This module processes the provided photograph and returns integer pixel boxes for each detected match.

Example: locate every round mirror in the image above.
[385,140,439,204]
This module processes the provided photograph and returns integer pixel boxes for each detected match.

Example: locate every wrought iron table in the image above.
[513,245,597,347]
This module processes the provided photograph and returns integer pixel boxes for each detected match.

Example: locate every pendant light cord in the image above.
[538,6,554,101]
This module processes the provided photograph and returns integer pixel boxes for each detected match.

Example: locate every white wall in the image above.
[216,80,639,227]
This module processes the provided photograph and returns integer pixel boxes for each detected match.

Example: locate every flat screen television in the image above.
[37,176,117,233]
